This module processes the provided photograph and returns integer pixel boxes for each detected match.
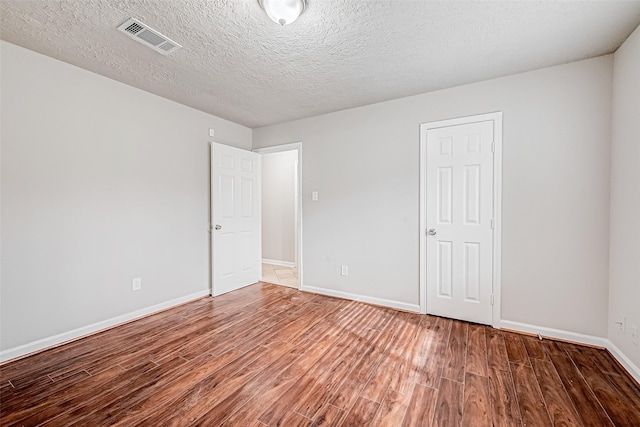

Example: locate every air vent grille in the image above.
[159,42,177,51]
[137,29,166,46]
[124,22,144,34]
[117,18,181,56]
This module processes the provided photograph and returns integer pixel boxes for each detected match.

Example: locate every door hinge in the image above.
[491,219,495,229]
[491,294,494,305]
[491,141,495,153]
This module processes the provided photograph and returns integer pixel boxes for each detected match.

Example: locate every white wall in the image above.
[1,35,625,359]
[262,150,297,265]
[253,55,613,337]
[0,41,251,352]
[608,25,640,368]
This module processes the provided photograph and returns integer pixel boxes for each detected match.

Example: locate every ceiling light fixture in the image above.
[258,0,306,26]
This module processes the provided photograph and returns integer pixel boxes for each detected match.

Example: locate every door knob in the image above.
[215,224,222,230]
[427,228,437,236]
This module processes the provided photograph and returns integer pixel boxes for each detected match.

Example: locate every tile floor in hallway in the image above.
[262,263,298,288]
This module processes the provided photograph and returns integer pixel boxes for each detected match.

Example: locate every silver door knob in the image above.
[427,228,437,236]
[215,224,222,230]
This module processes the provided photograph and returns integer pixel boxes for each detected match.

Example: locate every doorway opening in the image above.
[254,143,302,289]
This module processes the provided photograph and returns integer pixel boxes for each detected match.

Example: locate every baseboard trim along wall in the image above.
[499,320,609,347]
[0,290,210,364]
[301,285,421,313]
[500,319,640,384]
[606,341,640,385]
[262,259,296,268]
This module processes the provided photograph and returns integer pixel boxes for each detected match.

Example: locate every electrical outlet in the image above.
[132,277,142,291]
[632,326,639,345]
[341,265,348,276]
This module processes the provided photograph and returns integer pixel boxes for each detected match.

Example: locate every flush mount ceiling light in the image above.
[258,0,306,26]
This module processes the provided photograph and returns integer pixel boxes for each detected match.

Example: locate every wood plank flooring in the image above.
[1,282,639,426]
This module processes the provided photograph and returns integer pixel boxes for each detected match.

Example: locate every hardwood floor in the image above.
[1,283,639,426]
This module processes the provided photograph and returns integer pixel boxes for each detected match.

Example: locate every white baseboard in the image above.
[262,259,296,268]
[499,320,609,347]
[0,290,210,364]
[301,285,420,313]
[606,341,640,384]
[499,319,640,384]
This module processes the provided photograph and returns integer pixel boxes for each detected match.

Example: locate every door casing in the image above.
[419,112,503,327]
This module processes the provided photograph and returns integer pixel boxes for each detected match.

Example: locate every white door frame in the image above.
[253,142,303,290]
[419,112,503,327]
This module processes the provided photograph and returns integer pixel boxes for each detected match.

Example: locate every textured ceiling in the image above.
[2,0,640,128]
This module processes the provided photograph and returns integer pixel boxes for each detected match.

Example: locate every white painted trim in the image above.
[606,341,640,384]
[491,113,503,328]
[499,319,608,347]
[253,142,301,155]
[499,319,640,384]
[419,112,503,325]
[419,124,427,314]
[301,285,421,313]
[0,290,210,364]
[254,142,303,290]
[262,259,296,268]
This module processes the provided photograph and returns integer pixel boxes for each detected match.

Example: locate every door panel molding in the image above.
[419,112,502,327]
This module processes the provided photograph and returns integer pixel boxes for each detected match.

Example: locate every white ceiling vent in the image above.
[117,18,181,56]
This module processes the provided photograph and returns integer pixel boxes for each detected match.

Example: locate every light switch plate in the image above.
[619,314,626,333]
[312,191,318,201]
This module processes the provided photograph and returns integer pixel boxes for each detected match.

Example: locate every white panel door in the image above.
[211,143,261,296]
[426,120,494,324]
